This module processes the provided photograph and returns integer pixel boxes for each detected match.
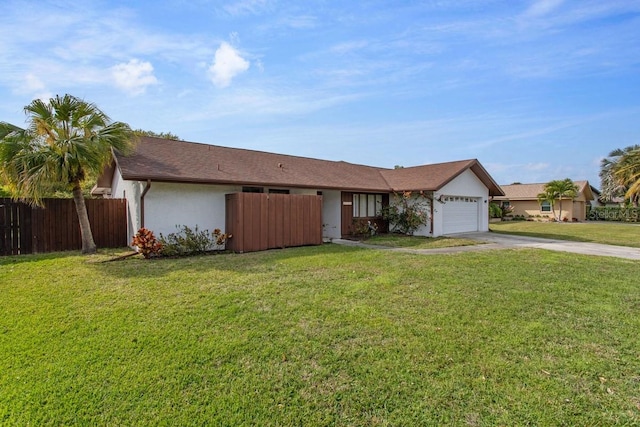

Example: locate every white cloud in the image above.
[279,15,317,29]
[523,0,565,18]
[23,73,46,93]
[223,0,270,16]
[186,86,363,121]
[524,162,550,171]
[208,42,250,88]
[111,59,158,95]
[22,74,52,101]
[330,40,369,54]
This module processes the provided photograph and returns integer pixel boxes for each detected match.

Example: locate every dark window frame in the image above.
[352,193,383,218]
[242,186,264,193]
[540,200,552,212]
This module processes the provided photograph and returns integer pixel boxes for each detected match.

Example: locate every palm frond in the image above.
[1,94,135,204]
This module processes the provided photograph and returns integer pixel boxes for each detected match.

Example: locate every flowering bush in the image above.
[380,191,430,235]
[131,228,163,259]
[501,205,514,218]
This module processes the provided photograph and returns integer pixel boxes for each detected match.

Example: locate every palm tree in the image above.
[610,148,640,206]
[599,145,640,203]
[537,178,578,221]
[537,189,556,220]
[0,94,134,254]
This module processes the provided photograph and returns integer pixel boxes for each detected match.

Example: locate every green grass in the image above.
[1,245,639,425]
[362,234,480,249]
[491,221,640,247]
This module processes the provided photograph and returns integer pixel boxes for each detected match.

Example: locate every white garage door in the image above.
[442,196,479,234]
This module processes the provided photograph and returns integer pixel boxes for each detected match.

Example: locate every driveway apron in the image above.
[333,233,640,260]
[452,232,640,260]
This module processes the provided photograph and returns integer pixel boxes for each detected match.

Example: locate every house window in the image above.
[353,194,383,218]
[540,201,552,212]
[501,201,510,208]
[242,186,264,193]
[268,189,289,194]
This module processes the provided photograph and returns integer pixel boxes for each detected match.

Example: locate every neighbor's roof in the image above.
[109,136,504,195]
[494,180,594,200]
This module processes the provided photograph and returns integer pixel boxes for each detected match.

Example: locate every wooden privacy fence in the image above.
[225,193,323,253]
[0,198,127,255]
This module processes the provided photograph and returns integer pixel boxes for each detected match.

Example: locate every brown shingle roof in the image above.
[117,136,390,191]
[494,180,593,200]
[112,136,503,195]
[381,159,504,195]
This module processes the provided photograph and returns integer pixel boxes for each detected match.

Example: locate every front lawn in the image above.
[1,246,639,425]
[491,221,640,247]
[362,234,480,249]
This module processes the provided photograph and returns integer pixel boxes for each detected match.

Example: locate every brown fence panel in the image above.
[86,199,128,248]
[225,193,322,253]
[31,199,78,253]
[1,198,32,255]
[0,198,127,255]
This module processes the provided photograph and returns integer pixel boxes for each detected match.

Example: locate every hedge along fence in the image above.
[588,206,640,222]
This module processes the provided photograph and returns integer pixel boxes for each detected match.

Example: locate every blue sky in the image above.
[1,0,639,187]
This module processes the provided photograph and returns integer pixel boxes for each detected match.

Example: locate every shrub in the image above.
[489,203,502,219]
[352,218,378,237]
[380,191,430,235]
[131,228,163,259]
[589,206,640,222]
[500,205,514,218]
[159,225,231,256]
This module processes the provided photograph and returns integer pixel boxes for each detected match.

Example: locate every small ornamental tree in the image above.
[380,191,430,235]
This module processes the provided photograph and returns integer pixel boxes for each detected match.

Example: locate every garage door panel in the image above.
[442,196,479,234]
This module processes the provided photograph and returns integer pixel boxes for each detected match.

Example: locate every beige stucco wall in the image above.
[571,201,586,221]
[508,200,553,219]
[507,199,586,221]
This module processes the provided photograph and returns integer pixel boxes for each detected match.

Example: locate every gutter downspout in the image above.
[140,180,151,228]
[430,193,435,235]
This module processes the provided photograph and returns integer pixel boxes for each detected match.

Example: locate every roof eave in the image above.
[119,174,392,193]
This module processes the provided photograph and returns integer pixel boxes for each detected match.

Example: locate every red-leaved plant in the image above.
[213,228,232,246]
[131,228,163,259]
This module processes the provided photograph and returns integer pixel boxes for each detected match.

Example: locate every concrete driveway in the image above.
[333,233,640,260]
[456,232,640,260]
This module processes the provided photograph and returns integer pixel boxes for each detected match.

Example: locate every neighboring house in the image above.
[590,186,602,208]
[599,195,626,207]
[590,186,627,207]
[493,181,595,221]
[93,136,504,246]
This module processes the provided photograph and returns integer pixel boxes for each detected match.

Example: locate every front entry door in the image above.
[341,192,354,237]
